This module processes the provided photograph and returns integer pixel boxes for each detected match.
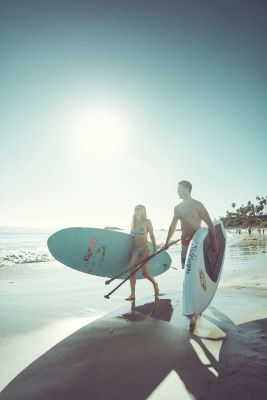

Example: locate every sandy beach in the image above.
[0,237,267,399]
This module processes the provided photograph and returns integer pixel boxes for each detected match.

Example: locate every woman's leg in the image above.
[142,262,160,295]
[126,253,138,300]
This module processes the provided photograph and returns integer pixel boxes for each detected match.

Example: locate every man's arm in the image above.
[199,204,218,252]
[165,215,179,245]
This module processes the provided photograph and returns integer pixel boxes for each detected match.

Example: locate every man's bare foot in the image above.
[125,295,135,301]
[188,315,197,333]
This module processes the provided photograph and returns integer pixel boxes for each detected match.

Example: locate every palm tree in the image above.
[231,203,236,214]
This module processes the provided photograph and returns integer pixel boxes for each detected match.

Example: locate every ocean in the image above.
[1,226,266,319]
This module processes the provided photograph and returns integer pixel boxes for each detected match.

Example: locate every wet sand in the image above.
[0,253,267,399]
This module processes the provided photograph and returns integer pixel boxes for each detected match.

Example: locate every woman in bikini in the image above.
[126,204,159,301]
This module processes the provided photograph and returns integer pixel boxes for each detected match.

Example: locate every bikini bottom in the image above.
[132,247,149,257]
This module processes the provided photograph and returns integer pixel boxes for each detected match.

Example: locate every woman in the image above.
[126,204,159,301]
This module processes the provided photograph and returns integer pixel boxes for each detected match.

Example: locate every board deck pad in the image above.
[203,223,226,283]
[47,227,172,279]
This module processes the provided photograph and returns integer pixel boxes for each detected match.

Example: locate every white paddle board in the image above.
[183,220,226,316]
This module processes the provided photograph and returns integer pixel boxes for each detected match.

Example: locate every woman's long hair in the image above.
[131,205,147,233]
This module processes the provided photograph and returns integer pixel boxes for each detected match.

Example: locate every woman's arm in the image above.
[147,219,157,253]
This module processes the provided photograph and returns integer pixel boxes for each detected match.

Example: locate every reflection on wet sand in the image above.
[121,297,173,322]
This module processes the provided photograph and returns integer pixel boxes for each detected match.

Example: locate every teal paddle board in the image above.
[47,228,171,279]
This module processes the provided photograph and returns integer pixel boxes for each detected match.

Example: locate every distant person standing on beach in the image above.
[126,205,159,301]
[164,180,218,268]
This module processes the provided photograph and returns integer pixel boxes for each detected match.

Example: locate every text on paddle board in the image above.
[186,243,198,274]
[83,236,97,262]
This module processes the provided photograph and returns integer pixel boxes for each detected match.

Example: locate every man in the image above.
[165,180,218,268]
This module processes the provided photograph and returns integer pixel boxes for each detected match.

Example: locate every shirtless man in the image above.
[165,180,218,268]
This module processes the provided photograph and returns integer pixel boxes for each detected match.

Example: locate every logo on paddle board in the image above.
[83,236,97,263]
[186,244,198,274]
[199,269,207,290]
[88,245,106,271]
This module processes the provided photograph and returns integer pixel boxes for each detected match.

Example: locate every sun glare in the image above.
[71,106,126,160]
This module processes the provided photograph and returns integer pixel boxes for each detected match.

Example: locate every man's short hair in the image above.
[178,180,192,193]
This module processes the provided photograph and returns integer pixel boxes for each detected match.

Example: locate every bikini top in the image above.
[131,224,147,236]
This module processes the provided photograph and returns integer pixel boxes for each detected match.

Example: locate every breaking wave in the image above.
[0,248,54,267]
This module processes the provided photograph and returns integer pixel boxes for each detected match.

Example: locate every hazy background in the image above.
[1,0,266,229]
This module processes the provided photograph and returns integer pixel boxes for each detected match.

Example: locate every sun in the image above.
[71,106,126,160]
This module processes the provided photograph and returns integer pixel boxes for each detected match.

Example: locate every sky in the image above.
[1,0,266,229]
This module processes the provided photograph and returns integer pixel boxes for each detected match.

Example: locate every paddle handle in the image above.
[105,265,132,285]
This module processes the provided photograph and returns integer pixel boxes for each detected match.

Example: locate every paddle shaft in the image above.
[104,240,179,299]
[105,239,180,285]
[105,265,134,285]
[105,248,164,285]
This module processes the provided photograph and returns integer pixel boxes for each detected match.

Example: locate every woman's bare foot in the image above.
[125,295,135,301]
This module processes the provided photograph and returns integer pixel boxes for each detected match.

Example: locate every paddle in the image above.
[105,265,134,285]
[104,240,179,299]
[104,250,165,285]
[105,239,180,285]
